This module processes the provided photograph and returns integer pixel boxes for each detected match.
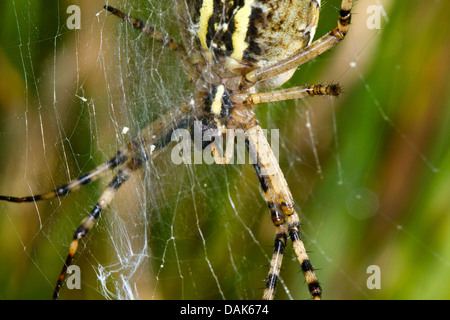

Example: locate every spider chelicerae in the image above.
[0,0,353,300]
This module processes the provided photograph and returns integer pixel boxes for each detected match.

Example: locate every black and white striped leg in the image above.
[0,149,130,203]
[231,84,341,106]
[52,166,133,300]
[247,124,321,300]
[263,226,287,300]
[104,5,200,83]
[0,97,198,205]
[286,212,321,299]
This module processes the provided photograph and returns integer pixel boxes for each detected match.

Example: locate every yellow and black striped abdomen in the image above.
[193,0,321,79]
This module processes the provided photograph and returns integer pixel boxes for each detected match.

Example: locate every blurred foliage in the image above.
[0,0,448,300]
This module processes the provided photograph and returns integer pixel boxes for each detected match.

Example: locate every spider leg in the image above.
[104,5,181,51]
[264,224,288,300]
[104,5,200,83]
[0,149,130,203]
[231,84,341,106]
[285,208,321,299]
[0,95,201,298]
[0,131,169,204]
[0,97,201,204]
[246,124,321,300]
[241,0,353,88]
[49,97,203,299]
[52,160,138,300]
[51,99,203,298]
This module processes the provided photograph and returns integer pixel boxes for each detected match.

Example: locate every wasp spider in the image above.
[0,0,353,300]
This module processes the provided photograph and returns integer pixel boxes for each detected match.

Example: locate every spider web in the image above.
[0,0,449,300]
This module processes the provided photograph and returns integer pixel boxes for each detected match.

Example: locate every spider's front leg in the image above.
[231,84,341,106]
[104,5,201,84]
[246,124,321,300]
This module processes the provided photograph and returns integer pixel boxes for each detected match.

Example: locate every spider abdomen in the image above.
[192,0,321,80]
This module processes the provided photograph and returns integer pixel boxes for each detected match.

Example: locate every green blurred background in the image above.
[0,0,448,300]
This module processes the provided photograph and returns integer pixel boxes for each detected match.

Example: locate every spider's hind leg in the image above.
[246,125,321,300]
